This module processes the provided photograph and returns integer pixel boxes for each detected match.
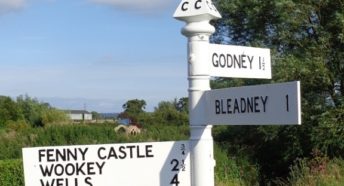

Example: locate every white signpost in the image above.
[23,141,190,186]
[173,1,301,186]
[205,81,301,125]
[21,1,302,186]
[209,44,271,79]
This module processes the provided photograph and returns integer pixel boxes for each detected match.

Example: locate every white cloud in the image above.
[0,0,26,15]
[90,0,174,13]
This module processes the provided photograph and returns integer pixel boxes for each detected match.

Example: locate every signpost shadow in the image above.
[159,141,191,186]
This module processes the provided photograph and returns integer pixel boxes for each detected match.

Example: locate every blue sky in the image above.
[0,0,188,113]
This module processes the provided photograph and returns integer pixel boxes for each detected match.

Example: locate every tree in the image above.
[16,95,44,127]
[91,111,101,122]
[211,0,344,182]
[0,96,24,127]
[213,0,343,106]
[120,99,147,124]
[122,99,146,114]
[175,97,189,113]
[153,100,188,126]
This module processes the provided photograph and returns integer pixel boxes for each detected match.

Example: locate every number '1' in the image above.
[286,95,289,112]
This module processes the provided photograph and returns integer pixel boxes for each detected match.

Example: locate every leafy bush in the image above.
[0,96,24,128]
[214,145,259,186]
[0,159,24,186]
[311,106,344,157]
[0,124,252,185]
[277,151,344,186]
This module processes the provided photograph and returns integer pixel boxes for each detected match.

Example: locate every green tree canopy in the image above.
[0,95,68,128]
[211,0,344,182]
[122,99,146,114]
[119,99,147,124]
[0,96,24,127]
[153,99,188,126]
[213,0,343,106]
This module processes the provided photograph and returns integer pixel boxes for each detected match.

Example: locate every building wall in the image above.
[69,113,83,121]
[84,113,92,121]
[68,113,93,121]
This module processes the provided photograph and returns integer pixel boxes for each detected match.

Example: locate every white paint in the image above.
[209,44,271,79]
[174,0,219,185]
[23,141,190,186]
[174,0,221,22]
[205,81,301,125]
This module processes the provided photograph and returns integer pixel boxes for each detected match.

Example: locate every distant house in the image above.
[66,110,93,122]
[117,112,142,128]
[119,118,131,125]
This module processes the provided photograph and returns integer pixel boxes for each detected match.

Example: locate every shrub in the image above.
[214,144,259,186]
[275,150,344,185]
[0,159,24,186]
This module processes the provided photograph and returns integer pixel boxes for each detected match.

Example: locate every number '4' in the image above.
[170,174,180,186]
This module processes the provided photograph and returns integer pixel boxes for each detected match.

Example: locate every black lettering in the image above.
[87,163,96,175]
[67,149,77,161]
[181,2,189,11]
[54,164,64,176]
[220,99,226,114]
[79,148,88,161]
[137,145,145,158]
[233,99,240,113]
[55,149,66,162]
[146,145,154,158]
[76,163,86,176]
[261,96,268,112]
[97,147,106,160]
[96,162,106,174]
[219,54,226,67]
[226,99,232,114]
[247,97,254,113]
[126,145,135,158]
[233,55,241,68]
[259,57,265,70]
[75,178,78,186]
[171,159,179,171]
[39,149,45,162]
[40,179,54,186]
[212,53,219,67]
[85,177,93,186]
[118,146,127,159]
[286,95,289,112]
[108,147,118,159]
[47,149,54,162]
[227,54,233,67]
[215,100,220,114]
[170,174,180,186]
[240,98,246,113]
[40,164,54,177]
[206,0,213,10]
[248,56,254,69]
[254,96,260,112]
[195,0,202,9]
[241,54,247,68]
[56,178,64,186]
[65,163,75,176]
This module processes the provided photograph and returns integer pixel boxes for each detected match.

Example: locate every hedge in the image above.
[0,159,24,186]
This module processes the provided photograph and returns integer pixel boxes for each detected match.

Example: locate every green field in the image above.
[1,123,344,185]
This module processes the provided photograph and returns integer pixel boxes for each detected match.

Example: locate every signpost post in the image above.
[21,1,301,186]
[174,1,301,186]
[174,1,221,186]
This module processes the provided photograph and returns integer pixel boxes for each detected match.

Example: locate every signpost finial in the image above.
[173,0,222,23]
